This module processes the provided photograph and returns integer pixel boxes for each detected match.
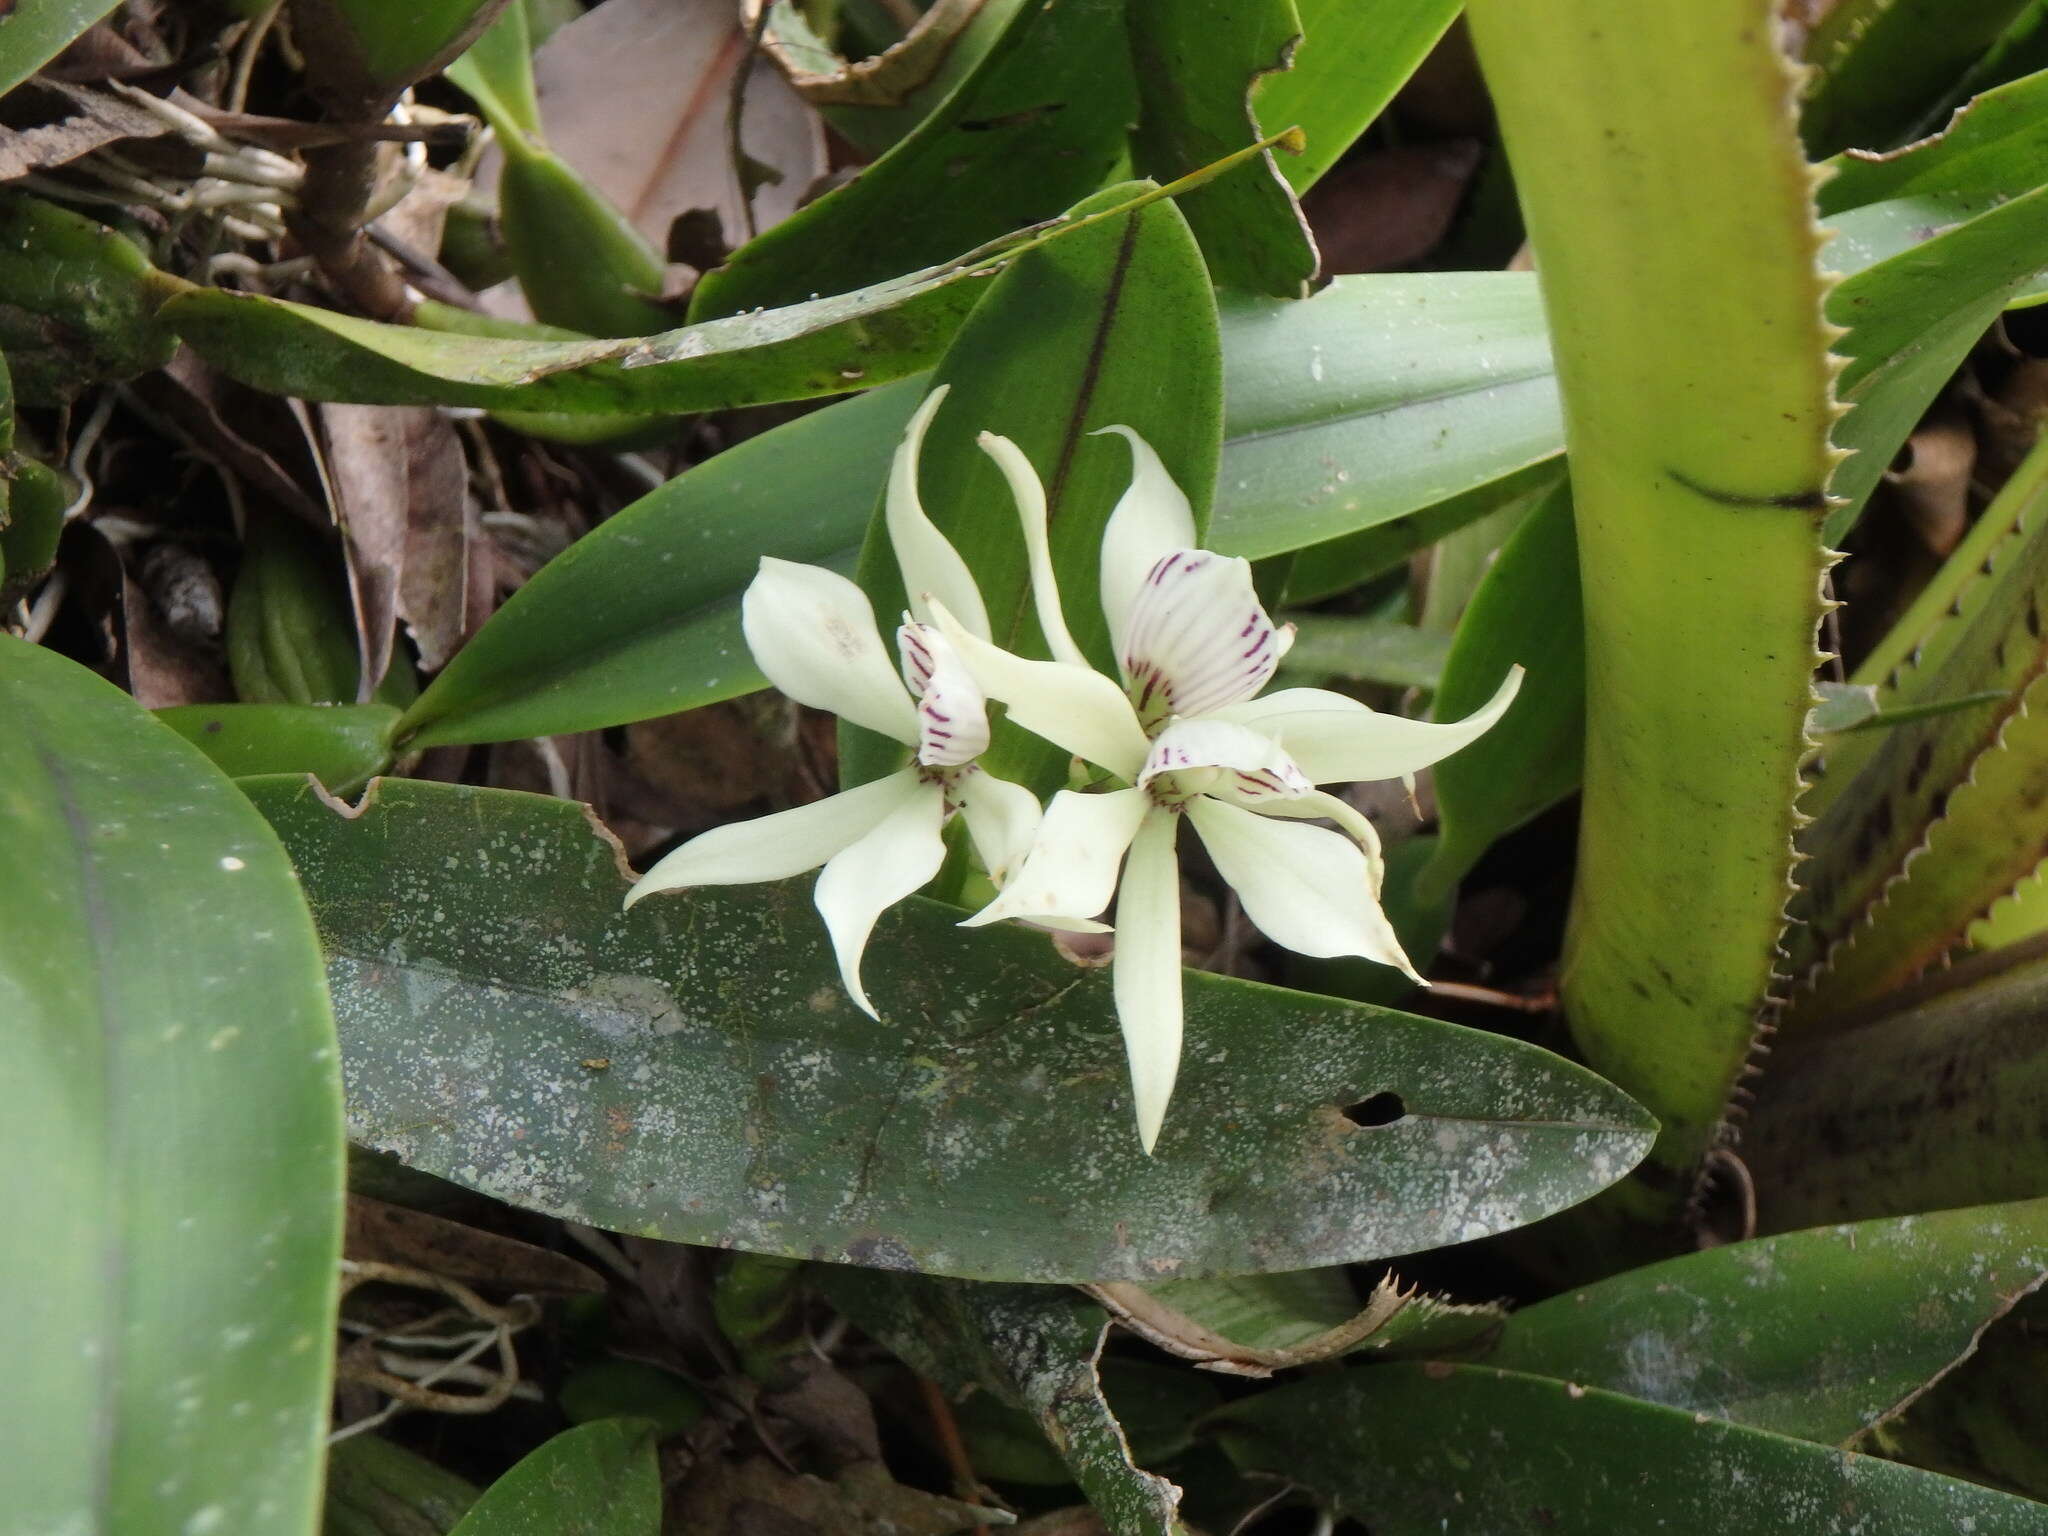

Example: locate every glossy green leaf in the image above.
[245,774,1655,1282]
[1126,0,1316,296]
[1253,0,1461,192]
[1466,0,1839,1199]
[1,637,342,1536]
[688,0,1132,322]
[227,515,414,707]
[846,181,1219,789]
[1217,1363,2048,1533]
[155,703,399,793]
[444,0,542,138]
[443,1420,660,1536]
[1745,942,2048,1233]
[1874,1290,2048,1502]
[816,1274,1179,1536]
[495,139,673,340]
[1486,1200,2048,1442]
[1422,480,1583,897]
[1799,0,2034,157]
[0,0,122,102]
[559,1361,706,1436]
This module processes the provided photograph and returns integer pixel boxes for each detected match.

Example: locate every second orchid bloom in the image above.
[629,387,1521,1154]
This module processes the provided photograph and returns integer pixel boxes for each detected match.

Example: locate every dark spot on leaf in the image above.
[1342,1092,1406,1128]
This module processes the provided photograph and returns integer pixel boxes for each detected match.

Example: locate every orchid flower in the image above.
[624,387,1042,1018]
[931,428,1524,1152]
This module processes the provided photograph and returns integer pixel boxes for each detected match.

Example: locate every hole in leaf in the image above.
[1342,1091,1406,1128]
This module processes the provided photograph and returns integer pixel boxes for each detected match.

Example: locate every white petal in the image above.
[1114,808,1184,1155]
[1210,668,1523,787]
[1186,797,1420,979]
[960,786,1148,927]
[978,431,1088,669]
[1139,717,1312,804]
[888,385,990,637]
[953,765,1043,888]
[815,776,949,1017]
[929,600,1150,780]
[1236,788,1386,897]
[1119,550,1284,723]
[625,768,918,907]
[897,620,990,767]
[743,558,917,744]
[1094,425,1197,661]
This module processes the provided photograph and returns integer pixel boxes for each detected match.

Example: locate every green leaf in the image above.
[1745,939,2048,1232]
[155,703,399,793]
[1217,1362,2048,1533]
[817,1274,1180,1536]
[443,1420,660,1536]
[1422,480,1584,896]
[0,0,122,102]
[1276,615,1451,691]
[325,1434,481,1536]
[846,181,1220,790]
[291,0,509,104]
[1873,1291,2048,1501]
[494,140,674,340]
[0,457,69,606]
[0,636,341,1535]
[1816,66,2048,214]
[159,261,986,415]
[1485,1200,2048,1442]
[1787,432,2048,1017]
[1252,0,1462,193]
[688,0,1132,322]
[245,774,1655,1282]
[1464,0,1839,1199]
[1126,0,1317,297]
[444,0,543,138]
[1799,0,2035,158]
[1210,275,1563,560]
[395,377,918,748]
[1825,187,2048,544]
[0,193,177,405]
[559,1361,707,1436]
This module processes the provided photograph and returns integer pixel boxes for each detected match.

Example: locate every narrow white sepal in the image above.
[814,775,949,1017]
[1094,425,1197,662]
[1210,667,1524,787]
[953,766,1042,889]
[978,431,1088,669]
[625,767,917,908]
[927,599,1150,781]
[1119,550,1284,721]
[1139,717,1312,803]
[960,786,1148,927]
[743,558,917,745]
[1186,797,1420,980]
[888,385,991,637]
[1114,808,1184,1155]
[897,620,991,767]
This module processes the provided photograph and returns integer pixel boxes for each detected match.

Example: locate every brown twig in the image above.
[917,1375,990,1536]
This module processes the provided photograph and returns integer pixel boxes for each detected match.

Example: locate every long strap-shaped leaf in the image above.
[1463,1,1839,1210]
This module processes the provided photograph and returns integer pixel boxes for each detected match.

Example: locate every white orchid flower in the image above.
[624,387,1042,1018]
[931,428,1524,1152]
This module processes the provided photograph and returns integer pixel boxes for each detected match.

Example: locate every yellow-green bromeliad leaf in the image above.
[1463,0,1841,1214]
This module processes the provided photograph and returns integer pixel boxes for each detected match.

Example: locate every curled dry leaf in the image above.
[1085,1273,1502,1378]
